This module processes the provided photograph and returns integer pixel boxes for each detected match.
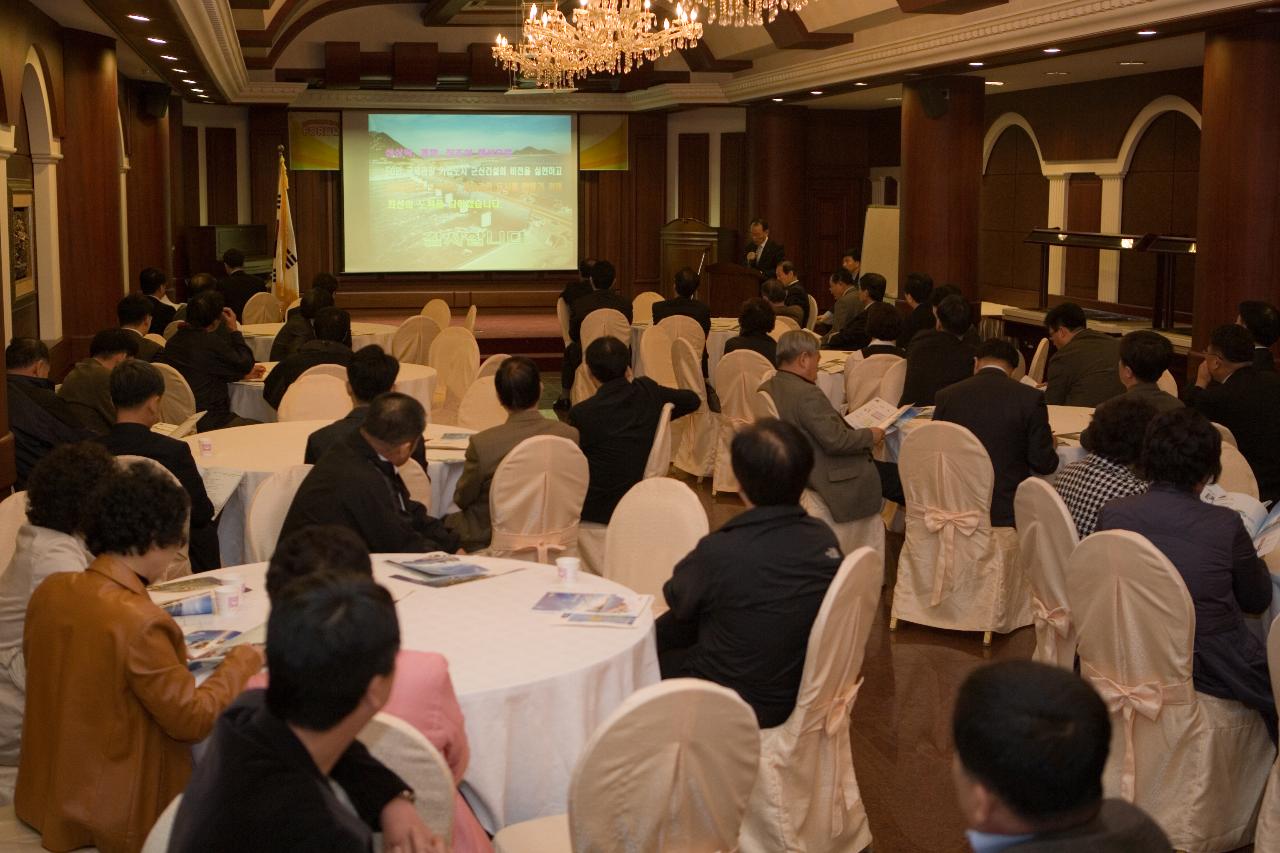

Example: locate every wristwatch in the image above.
[395,789,416,804]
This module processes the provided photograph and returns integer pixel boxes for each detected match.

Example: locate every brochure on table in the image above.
[1201,484,1280,556]
[532,591,652,627]
[844,398,925,433]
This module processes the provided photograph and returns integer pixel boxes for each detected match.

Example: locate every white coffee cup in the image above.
[221,572,244,594]
[215,586,240,613]
[198,438,214,457]
[555,557,580,586]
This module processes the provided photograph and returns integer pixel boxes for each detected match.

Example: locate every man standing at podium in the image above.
[744,218,785,276]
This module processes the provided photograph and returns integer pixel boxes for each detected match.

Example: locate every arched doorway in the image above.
[978,123,1048,306]
[18,50,62,343]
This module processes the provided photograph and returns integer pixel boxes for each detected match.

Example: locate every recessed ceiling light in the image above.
[181,79,197,84]
[1137,29,1157,35]
[146,37,167,44]
[1118,60,1146,66]
[191,88,204,93]
[886,96,901,102]
[1045,71,1070,76]
[160,54,178,61]
[173,68,188,73]
[985,80,1005,86]
[968,61,984,67]
[1043,47,1061,54]
[854,82,868,87]
[771,97,783,102]
[809,90,823,95]
[127,14,150,22]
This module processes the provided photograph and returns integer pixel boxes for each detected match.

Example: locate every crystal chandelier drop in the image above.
[690,0,804,27]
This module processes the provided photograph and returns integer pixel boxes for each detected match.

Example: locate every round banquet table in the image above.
[629,319,737,385]
[885,404,1092,474]
[177,556,659,831]
[238,321,399,362]
[228,362,439,424]
[184,420,473,565]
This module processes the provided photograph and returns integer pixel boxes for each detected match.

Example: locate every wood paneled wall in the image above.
[122,80,171,286]
[204,126,238,225]
[802,110,870,308]
[677,133,710,222]
[0,1,65,135]
[1063,174,1101,300]
[978,124,1048,306]
[719,132,748,250]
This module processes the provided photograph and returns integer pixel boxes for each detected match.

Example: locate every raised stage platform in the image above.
[350,309,565,371]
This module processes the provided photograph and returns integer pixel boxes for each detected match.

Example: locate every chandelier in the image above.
[690,0,803,27]
[494,0,702,89]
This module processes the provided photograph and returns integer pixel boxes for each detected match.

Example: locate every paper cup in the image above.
[555,557,580,586]
[215,586,240,613]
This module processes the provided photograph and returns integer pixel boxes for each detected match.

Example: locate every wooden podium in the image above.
[703,262,763,316]
[659,218,761,315]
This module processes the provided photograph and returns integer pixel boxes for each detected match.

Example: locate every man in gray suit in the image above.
[1117,330,1182,413]
[1043,303,1124,407]
[444,357,578,551]
[760,331,884,530]
[819,268,859,343]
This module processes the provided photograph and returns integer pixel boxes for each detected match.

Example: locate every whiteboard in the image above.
[861,205,900,298]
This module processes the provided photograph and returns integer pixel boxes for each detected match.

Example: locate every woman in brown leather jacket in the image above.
[14,461,263,853]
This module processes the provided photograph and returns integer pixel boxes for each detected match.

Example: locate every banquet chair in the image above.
[245,464,313,562]
[1066,530,1273,850]
[1251,616,1280,853]
[152,363,198,426]
[391,316,443,366]
[1219,441,1259,498]
[296,363,348,383]
[739,546,882,853]
[657,315,707,368]
[756,389,779,418]
[162,320,182,340]
[420,298,452,333]
[141,794,182,853]
[1013,478,1080,669]
[769,315,801,341]
[1157,369,1178,396]
[493,679,761,853]
[599,478,707,602]
[555,298,572,347]
[844,354,903,412]
[143,333,167,349]
[711,350,775,495]
[0,492,29,579]
[800,489,885,559]
[429,328,481,424]
[1028,337,1050,384]
[487,436,588,564]
[639,325,678,388]
[1011,349,1027,381]
[278,375,352,423]
[359,713,455,848]
[463,304,477,333]
[118,456,191,581]
[805,294,819,331]
[477,353,509,380]
[1215,421,1237,447]
[891,421,1030,644]
[242,292,281,325]
[399,459,432,512]
[631,291,663,326]
[642,402,675,479]
[286,297,301,315]
[671,338,718,480]
[570,308,630,405]
[457,376,507,432]
[878,358,908,407]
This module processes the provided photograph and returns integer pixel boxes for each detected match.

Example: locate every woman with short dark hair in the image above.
[1054,397,1156,536]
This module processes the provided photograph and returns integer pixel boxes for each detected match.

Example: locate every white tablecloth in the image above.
[228,362,439,424]
[184,421,473,565]
[630,319,737,382]
[179,557,659,831]
[238,322,399,362]
[816,350,856,412]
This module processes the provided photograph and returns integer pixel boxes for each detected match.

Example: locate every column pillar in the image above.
[1097,174,1125,303]
[0,127,18,491]
[1193,21,1280,348]
[899,76,984,298]
[1046,174,1068,296]
[745,106,806,270]
[30,151,64,342]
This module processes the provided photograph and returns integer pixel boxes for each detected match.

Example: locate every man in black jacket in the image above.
[744,218,785,276]
[559,257,596,310]
[651,267,711,335]
[898,271,935,349]
[158,290,263,431]
[94,359,221,571]
[263,307,353,410]
[558,259,632,407]
[5,338,93,487]
[899,294,978,406]
[216,248,268,322]
[827,273,887,351]
[1238,299,1280,372]
[139,267,176,336]
[281,392,460,553]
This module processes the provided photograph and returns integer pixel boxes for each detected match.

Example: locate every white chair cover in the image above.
[844,354,903,412]
[398,458,432,512]
[242,292,281,324]
[1215,421,1237,447]
[769,315,801,341]
[800,489,885,558]
[1066,531,1273,850]
[493,679,761,853]
[245,464,313,562]
[152,362,198,426]
[143,333,166,348]
[601,478,707,602]
[711,350,776,495]
[118,456,191,581]
[656,315,707,367]
[391,316,443,366]
[639,325,678,388]
[878,358,908,407]
[756,389,779,418]
[278,375,352,423]
[1028,337,1050,384]
[1157,369,1178,396]
[162,320,182,340]
[1253,615,1280,852]
[805,294,819,331]
[457,376,508,432]
[429,327,481,424]
[642,402,674,480]
[671,338,718,479]
[1013,478,1080,668]
[0,493,29,580]
[477,353,508,380]
[140,794,181,853]
[359,713,455,847]
[463,304,477,333]
[1220,441,1259,499]
[892,421,1030,636]
[1011,349,1027,381]
[631,291,663,326]
[420,298,452,332]
[570,309,630,405]
[555,298,572,347]
[739,546,882,853]
[296,363,348,383]
[488,436,588,564]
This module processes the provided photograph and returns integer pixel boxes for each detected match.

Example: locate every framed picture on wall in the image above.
[9,189,35,300]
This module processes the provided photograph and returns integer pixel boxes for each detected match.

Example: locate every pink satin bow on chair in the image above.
[799,678,864,838]
[487,529,573,564]
[1031,595,1071,663]
[1084,668,1193,802]
[913,506,982,606]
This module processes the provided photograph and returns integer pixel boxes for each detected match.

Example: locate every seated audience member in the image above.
[569,336,699,524]
[139,266,176,335]
[899,294,978,406]
[270,288,333,361]
[652,266,712,335]
[841,247,862,285]
[0,444,115,764]
[159,289,264,431]
[305,346,425,468]
[952,661,1171,852]
[285,272,340,321]
[16,463,262,852]
[1117,330,1182,412]
[264,307,353,410]
[1043,302,1124,406]
[94,359,221,571]
[1096,408,1275,738]
[558,259,632,408]
[169,570,444,853]
[658,418,841,727]
[56,329,137,434]
[1184,323,1280,505]
[929,284,980,347]
[282,392,460,553]
[818,268,859,340]
[898,272,936,349]
[118,294,162,361]
[724,297,778,365]
[6,338,93,486]
[172,273,217,324]
[762,278,804,327]
[1055,397,1155,537]
[446,357,578,551]
[775,261,810,328]
[216,248,268,322]
[1238,299,1280,372]
[934,339,1058,527]
[827,273,887,350]
[559,257,596,312]
[762,330,885,528]
[860,302,906,358]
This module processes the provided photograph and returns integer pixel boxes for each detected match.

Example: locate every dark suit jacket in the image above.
[158,326,258,431]
[898,302,935,349]
[6,375,94,487]
[56,358,115,435]
[1002,799,1170,852]
[862,342,905,359]
[1184,366,1280,504]
[1044,328,1124,407]
[1123,381,1183,413]
[262,340,353,409]
[744,240,785,275]
[217,271,268,322]
[126,328,163,362]
[933,368,1059,527]
[145,295,176,337]
[559,278,593,308]
[651,297,711,336]
[724,334,776,365]
[899,330,977,406]
[1256,346,1276,372]
[783,282,810,328]
[304,406,427,469]
[828,299,883,350]
[268,314,315,361]
[569,377,699,523]
[569,288,633,343]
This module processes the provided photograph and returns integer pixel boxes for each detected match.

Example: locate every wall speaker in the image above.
[918,82,950,120]
[139,84,171,120]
